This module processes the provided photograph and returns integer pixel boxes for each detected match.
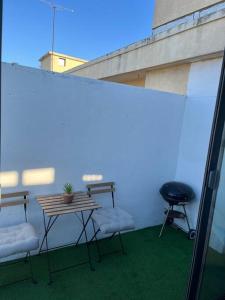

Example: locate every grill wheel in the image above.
[188,229,196,240]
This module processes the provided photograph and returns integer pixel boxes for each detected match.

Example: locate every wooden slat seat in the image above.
[0,191,29,208]
[1,191,29,199]
[86,182,114,189]
[87,182,115,196]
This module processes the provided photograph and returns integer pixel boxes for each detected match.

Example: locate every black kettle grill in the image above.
[159,181,196,239]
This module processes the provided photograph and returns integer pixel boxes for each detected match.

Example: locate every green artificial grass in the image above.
[0,226,193,300]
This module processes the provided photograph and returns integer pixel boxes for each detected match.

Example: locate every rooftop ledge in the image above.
[39,51,88,63]
[65,7,225,74]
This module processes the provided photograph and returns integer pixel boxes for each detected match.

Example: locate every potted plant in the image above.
[63,183,74,204]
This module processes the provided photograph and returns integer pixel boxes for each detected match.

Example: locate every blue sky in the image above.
[3,0,155,68]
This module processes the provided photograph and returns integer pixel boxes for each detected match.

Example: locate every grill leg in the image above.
[159,206,171,238]
[182,205,191,231]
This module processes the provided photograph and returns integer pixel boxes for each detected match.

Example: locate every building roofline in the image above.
[65,6,225,74]
[39,51,88,63]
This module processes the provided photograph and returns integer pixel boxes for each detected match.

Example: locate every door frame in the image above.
[0,0,2,180]
[186,50,225,299]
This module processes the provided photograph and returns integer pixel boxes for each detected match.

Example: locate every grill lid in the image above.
[160,181,195,202]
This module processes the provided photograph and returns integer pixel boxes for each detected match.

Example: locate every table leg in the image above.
[91,219,101,262]
[43,211,53,284]
[39,216,58,254]
[81,211,95,271]
[75,210,94,246]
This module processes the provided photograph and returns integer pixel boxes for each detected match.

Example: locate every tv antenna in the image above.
[40,0,74,71]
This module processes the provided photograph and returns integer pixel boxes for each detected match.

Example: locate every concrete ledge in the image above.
[67,10,225,80]
[153,0,225,28]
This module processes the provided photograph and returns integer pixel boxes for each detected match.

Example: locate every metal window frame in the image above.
[0,0,2,179]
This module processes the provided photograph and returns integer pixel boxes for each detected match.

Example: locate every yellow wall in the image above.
[122,79,145,87]
[40,52,87,73]
[41,55,52,70]
[145,64,191,95]
[153,0,222,28]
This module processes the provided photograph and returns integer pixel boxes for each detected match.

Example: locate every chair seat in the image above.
[0,223,39,259]
[92,207,135,234]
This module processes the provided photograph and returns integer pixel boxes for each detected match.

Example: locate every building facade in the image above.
[65,0,225,95]
[39,52,87,73]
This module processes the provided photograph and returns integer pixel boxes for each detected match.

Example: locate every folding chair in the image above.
[87,182,135,260]
[0,191,39,287]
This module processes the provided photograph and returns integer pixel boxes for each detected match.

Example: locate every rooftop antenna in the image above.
[40,0,74,71]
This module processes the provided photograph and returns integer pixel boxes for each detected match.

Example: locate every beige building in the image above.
[66,0,225,95]
[39,51,87,73]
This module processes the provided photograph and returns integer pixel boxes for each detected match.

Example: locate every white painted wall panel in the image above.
[175,58,222,229]
[187,58,223,97]
[1,63,185,254]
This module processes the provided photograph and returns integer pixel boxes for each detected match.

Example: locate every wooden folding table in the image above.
[37,191,101,284]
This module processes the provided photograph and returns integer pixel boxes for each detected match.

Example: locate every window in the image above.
[58,57,66,67]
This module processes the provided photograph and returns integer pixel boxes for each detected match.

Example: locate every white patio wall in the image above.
[1,63,185,251]
[175,58,223,230]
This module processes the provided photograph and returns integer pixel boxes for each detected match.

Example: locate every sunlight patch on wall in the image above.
[0,171,19,188]
[22,168,55,186]
[82,174,103,182]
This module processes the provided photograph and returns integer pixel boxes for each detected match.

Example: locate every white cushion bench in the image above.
[0,191,39,286]
[92,207,134,234]
[0,223,39,259]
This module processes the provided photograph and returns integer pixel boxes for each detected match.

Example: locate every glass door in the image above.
[186,52,225,300]
[199,146,225,300]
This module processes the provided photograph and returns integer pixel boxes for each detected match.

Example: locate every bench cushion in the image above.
[92,207,135,234]
[0,223,39,258]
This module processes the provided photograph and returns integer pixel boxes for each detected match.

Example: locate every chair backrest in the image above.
[87,182,115,208]
[0,191,29,222]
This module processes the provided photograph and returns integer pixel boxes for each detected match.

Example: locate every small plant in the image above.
[63,183,74,204]
[64,183,73,194]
